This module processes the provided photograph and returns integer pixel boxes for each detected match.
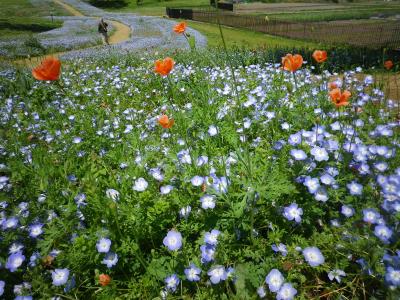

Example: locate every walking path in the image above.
[53,0,131,44]
[15,0,206,66]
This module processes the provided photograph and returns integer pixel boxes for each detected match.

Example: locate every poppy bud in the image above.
[99,274,111,286]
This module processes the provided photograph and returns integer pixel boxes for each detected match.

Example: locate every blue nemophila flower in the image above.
[210,175,229,194]
[208,265,227,284]
[200,194,215,209]
[105,189,120,201]
[204,229,220,246]
[288,132,302,146]
[363,208,381,224]
[257,286,266,298]
[96,238,111,253]
[15,296,32,300]
[277,283,297,300]
[341,205,355,217]
[200,244,216,263]
[290,149,307,161]
[208,125,218,136]
[2,216,18,230]
[67,174,77,182]
[64,274,76,293]
[303,247,325,267]
[347,181,363,196]
[73,137,82,144]
[184,263,201,282]
[281,122,290,130]
[265,269,284,292]
[191,176,204,187]
[133,178,148,192]
[177,149,192,164]
[311,146,329,162]
[165,274,180,292]
[101,252,118,268]
[74,193,87,207]
[6,251,25,272]
[29,252,40,267]
[160,185,173,195]
[9,243,24,254]
[356,258,373,275]
[374,225,393,243]
[149,168,164,181]
[196,155,208,166]
[0,280,4,296]
[163,230,182,251]
[14,282,31,296]
[385,267,400,286]
[271,243,288,256]
[325,166,339,177]
[314,187,328,202]
[374,162,388,173]
[328,269,346,283]
[320,173,335,186]
[283,203,303,223]
[179,205,191,219]
[51,268,69,286]
[324,139,339,152]
[29,223,44,238]
[303,177,320,194]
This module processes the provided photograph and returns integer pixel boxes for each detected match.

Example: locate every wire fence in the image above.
[167,8,400,49]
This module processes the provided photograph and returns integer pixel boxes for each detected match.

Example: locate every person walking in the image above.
[98,18,109,45]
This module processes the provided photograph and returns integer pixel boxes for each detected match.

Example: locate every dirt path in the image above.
[53,0,130,44]
[15,0,131,66]
[53,0,84,17]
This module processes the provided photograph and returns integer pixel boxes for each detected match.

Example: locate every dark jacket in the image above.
[98,21,108,33]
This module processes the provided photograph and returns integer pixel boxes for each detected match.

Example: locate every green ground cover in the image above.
[261,5,400,22]
[184,20,318,49]
[1,46,399,299]
[0,0,68,37]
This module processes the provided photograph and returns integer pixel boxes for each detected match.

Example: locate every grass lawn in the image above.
[184,20,319,49]
[238,2,400,22]
[0,0,69,37]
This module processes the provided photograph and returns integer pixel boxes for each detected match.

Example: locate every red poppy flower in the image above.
[154,57,175,76]
[282,54,303,72]
[32,57,61,81]
[329,88,351,107]
[158,114,174,129]
[384,60,394,70]
[173,22,187,34]
[312,50,327,63]
[99,274,111,286]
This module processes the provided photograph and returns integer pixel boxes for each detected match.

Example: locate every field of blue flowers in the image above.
[0,47,399,299]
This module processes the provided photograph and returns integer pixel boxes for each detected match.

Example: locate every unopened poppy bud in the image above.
[99,274,111,286]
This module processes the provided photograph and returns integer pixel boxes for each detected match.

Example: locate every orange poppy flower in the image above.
[99,274,111,286]
[154,57,175,76]
[312,50,327,63]
[329,88,351,107]
[173,22,187,34]
[384,60,394,70]
[282,54,303,72]
[32,57,61,81]
[158,114,174,129]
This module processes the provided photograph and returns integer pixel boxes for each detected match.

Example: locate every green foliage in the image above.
[0,48,399,299]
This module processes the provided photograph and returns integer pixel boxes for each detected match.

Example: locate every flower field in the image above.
[1,36,400,299]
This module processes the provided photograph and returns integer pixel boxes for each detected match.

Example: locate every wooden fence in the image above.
[167,8,400,49]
